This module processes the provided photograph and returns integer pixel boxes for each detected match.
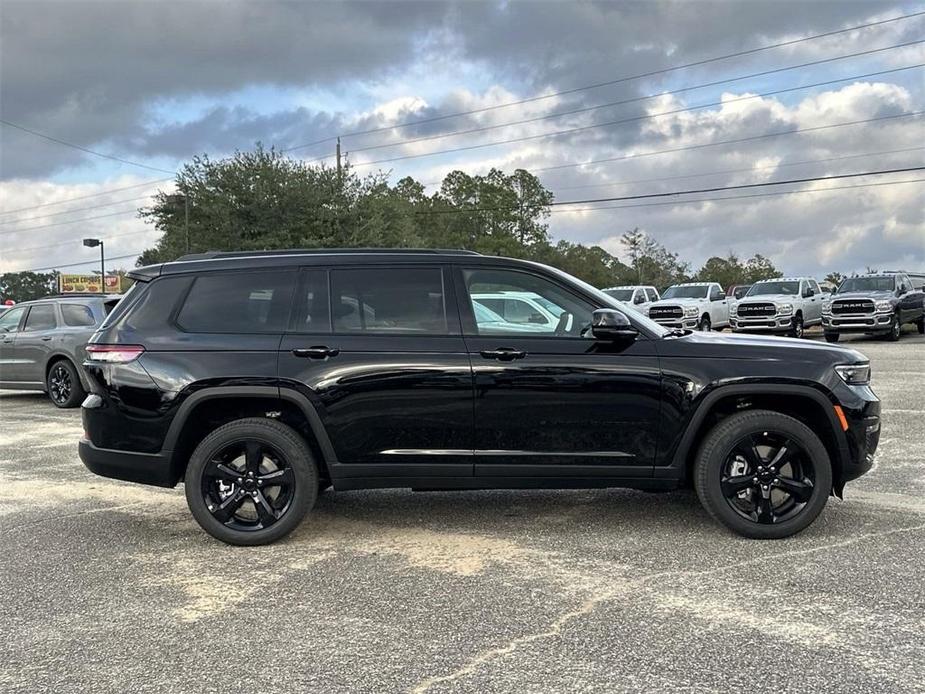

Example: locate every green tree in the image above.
[824,271,844,286]
[0,271,57,302]
[619,228,689,289]
[694,253,744,289]
[742,254,781,284]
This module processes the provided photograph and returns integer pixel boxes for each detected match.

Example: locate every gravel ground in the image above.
[1,330,923,694]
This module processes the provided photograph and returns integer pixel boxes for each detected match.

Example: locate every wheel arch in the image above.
[665,383,850,493]
[44,352,90,391]
[162,386,337,485]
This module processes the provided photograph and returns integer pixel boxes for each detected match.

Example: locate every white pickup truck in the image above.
[646,282,729,331]
[601,285,660,314]
[730,277,823,338]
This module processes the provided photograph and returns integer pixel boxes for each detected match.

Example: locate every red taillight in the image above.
[86,344,145,363]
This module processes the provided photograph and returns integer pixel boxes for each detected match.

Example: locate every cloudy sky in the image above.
[1,0,923,278]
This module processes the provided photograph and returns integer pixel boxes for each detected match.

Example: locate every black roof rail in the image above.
[173,248,481,262]
[37,293,121,300]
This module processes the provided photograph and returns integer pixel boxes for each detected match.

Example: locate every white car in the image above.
[471,291,572,332]
[647,282,729,331]
[601,285,660,314]
[731,277,824,338]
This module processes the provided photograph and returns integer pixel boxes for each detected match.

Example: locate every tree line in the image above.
[2,145,855,302]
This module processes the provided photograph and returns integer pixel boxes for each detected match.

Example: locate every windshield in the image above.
[602,289,633,301]
[837,277,895,293]
[544,265,671,337]
[663,285,708,299]
[747,281,800,296]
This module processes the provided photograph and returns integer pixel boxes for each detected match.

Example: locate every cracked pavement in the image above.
[1,331,923,693]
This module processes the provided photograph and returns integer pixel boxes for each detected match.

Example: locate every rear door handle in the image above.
[41,336,53,341]
[292,346,340,359]
[480,348,526,361]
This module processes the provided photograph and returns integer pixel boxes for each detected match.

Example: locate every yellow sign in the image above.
[58,274,126,294]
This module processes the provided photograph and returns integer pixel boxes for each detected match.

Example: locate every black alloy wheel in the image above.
[719,432,815,525]
[694,410,832,539]
[185,418,317,545]
[46,359,86,408]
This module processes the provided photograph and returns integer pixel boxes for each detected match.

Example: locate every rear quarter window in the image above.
[61,304,96,327]
[176,271,295,333]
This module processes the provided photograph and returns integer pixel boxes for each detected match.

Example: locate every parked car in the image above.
[726,284,752,301]
[730,277,823,338]
[0,294,121,407]
[823,272,925,342]
[646,282,729,331]
[78,249,879,545]
[601,285,660,314]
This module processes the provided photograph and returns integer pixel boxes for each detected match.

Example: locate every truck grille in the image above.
[832,299,874,315]
[649,305,683,319]
[736,302,776,317]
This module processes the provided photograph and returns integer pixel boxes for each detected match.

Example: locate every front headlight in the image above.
[683,306,699,317]
[729,304,738,315]
[822,301,832,314]
[835,363,871,385]
[874,300,892,312]
[777,303,793,315]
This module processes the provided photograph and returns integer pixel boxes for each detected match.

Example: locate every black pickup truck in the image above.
[823,272,925,342]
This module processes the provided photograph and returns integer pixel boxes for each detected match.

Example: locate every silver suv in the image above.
[0,294,121,407]
[730,277,822,338]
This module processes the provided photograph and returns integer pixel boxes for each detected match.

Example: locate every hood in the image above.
[831,290,894,301]
[659,329,868,364]
[737,293,799,305]
[650,297,708,307]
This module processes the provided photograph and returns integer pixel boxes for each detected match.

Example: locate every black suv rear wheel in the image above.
[47,359,86,408]
[185,417,318,545]
[694,410,832,539]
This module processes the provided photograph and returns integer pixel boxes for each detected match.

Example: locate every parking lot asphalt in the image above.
[1,330,923,694]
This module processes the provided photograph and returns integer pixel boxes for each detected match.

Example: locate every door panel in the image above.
[456,266,660,478]
[277,265,474,477]
[0,307,29,383]
[16,304,59,383]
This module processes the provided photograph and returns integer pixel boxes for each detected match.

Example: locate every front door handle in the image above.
[480,348,527,361]
[41,336,53,341]
[292,346,340,359]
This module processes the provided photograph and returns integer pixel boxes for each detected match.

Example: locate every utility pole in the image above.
[184,194,190,253]
[336,137,342,183]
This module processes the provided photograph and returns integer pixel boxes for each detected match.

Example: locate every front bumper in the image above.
[652,317,698,330]
[836,386,881,488]
[730,316,793,333]
[823,313,892,334]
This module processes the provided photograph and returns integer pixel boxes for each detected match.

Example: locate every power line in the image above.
[343,64,924,168]
[413,167,924,215]
[547,147,925,193]
[5,229,149,256]
[302,40,924,162]
[282,9,925,153]
[0,208,141,235]
[530,110,923,175]
[545,177,925,214]
[0,177,173,216]
[10,252,145,274]
[0,194,156,225]
[0,120,177,175]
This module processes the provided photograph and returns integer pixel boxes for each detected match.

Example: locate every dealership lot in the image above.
[1,332,923,693]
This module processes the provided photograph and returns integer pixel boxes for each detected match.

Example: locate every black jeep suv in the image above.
[79,250,880,545]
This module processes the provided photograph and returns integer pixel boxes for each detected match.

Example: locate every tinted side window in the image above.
[290,269,331,333]
[709,287,724,301]
[331,267,448,335]
[177,271,295,333]
[61,304,96,327]
[23,304,56,331]
[645,288,658,302]
[463,268,594,338]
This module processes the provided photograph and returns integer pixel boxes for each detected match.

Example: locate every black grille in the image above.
[832,299,874,315]
[650,305,682,319]
[736,302,776,317]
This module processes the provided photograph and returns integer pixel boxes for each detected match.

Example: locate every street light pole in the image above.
[82,238,105,291]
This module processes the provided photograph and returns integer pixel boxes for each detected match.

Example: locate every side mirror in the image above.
[634,295,645,304]
[803,288,814,298]
[591,309,638,341]
[898,287,907,296]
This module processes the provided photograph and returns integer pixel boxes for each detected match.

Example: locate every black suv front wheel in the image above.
[47,359,86,408]
[185,418,318,545]
[694,410,832,539]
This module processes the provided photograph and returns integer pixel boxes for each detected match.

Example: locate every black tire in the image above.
[46,359,86,408]
[698,315,711,332]
[824,332,840,343]
[917,315,924,335]
[788,315,804,339]
[886,315,901,341]
[694,409,832,539]
[185,417,318,546]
